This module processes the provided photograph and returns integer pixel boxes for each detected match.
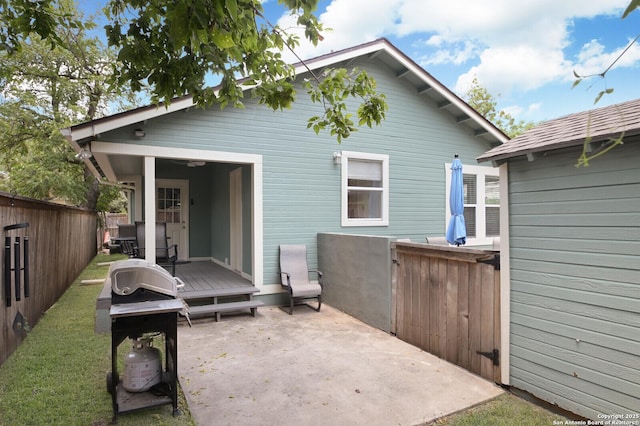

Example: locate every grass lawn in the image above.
[1,253,569,426]
[427,392,568,426]
[0,253,194,426]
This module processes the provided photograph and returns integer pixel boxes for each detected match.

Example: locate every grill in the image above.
[106,259,189,421]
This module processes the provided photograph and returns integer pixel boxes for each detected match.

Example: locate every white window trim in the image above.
[341,151,389,227]
[444,162,499,246]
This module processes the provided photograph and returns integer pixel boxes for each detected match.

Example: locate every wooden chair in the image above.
[279,244,323,315]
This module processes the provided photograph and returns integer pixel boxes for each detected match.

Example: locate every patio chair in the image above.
[134,222,178,276]
[116,224,137,256]
[279,244,323,315]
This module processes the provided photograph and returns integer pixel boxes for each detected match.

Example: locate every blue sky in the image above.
[81,0,640,124]
[264,0,640,124]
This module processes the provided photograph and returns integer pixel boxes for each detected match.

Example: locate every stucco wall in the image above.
[318,233,394,332]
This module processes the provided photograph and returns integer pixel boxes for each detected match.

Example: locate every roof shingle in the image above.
[477,98,640,163]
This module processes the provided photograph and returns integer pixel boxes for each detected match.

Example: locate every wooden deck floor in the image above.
[174,261,256,300]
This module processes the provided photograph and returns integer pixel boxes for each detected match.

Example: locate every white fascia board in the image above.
[92,141,262,165]
[63,96,196,142]
[291,40,388,75]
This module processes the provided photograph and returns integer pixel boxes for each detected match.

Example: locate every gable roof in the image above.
[477,98,640,164]
[62,38,508,151]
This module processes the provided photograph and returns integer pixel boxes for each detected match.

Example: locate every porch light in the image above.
[333,151,342,165]
[134,128,145,138]
[75,145,92,160]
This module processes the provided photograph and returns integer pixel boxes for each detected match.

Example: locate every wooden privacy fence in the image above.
[0,193,97,366]
[392,241,501,383]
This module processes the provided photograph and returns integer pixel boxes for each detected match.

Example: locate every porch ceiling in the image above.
[94,154,210,182]
[110,154,144,177]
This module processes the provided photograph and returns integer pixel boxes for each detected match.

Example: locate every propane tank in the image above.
[122,337,162,392]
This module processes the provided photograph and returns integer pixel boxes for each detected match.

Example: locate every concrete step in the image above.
[187,300,265,321]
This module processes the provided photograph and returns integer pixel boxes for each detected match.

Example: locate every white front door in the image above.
[155,179,189,260]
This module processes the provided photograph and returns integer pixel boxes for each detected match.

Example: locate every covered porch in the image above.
[176,260,254,298]
[63,117,267,293]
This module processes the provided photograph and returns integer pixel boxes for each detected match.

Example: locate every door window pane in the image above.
[157,187,181,223]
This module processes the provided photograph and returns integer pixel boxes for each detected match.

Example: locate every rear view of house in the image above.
[478,98,640,419]
[63,38,506,304]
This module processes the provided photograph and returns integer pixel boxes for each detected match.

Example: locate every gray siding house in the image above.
[478,99,640,419]
[63,38,507,300]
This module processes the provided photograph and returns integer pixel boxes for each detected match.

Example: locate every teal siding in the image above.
[508,141,640,419]
[101,57,496,283]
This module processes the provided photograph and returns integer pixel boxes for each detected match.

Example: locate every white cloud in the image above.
[454,45,574,96]
[275,0,401,63]
[421,40,478,66]
[272,0,637,119]
[502,104,523,117]
[392,0,630,97]
[574,37,640,77]
[527,102,543,115]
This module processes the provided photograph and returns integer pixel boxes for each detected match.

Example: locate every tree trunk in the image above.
[83,165,99,210]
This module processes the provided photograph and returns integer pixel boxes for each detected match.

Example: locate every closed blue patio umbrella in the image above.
[446,155,466,246]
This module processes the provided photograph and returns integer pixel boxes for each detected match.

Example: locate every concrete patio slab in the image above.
[177,305,503,426]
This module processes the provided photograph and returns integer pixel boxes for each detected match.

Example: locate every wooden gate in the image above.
[392,242,501,383]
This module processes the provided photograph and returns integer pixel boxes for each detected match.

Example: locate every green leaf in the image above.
[225,0,238,21]
[594,89,606,104]
[623,0,640,18]
[212,31,235,49]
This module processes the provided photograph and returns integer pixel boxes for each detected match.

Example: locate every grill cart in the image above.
[106,259,188,422]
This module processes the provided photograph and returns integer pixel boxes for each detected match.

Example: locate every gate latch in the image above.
[476,349,500,366]
[478,254,500,270]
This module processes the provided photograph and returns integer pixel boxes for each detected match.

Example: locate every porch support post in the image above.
[498,162,510,384]
[144,156,156,264]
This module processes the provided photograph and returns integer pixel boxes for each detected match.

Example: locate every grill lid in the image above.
[108,259,178,298]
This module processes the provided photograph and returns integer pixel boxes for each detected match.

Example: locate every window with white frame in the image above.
[341,151,389,226]
[445,163,499,245]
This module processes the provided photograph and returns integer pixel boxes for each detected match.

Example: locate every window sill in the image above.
[341,219,389,227]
